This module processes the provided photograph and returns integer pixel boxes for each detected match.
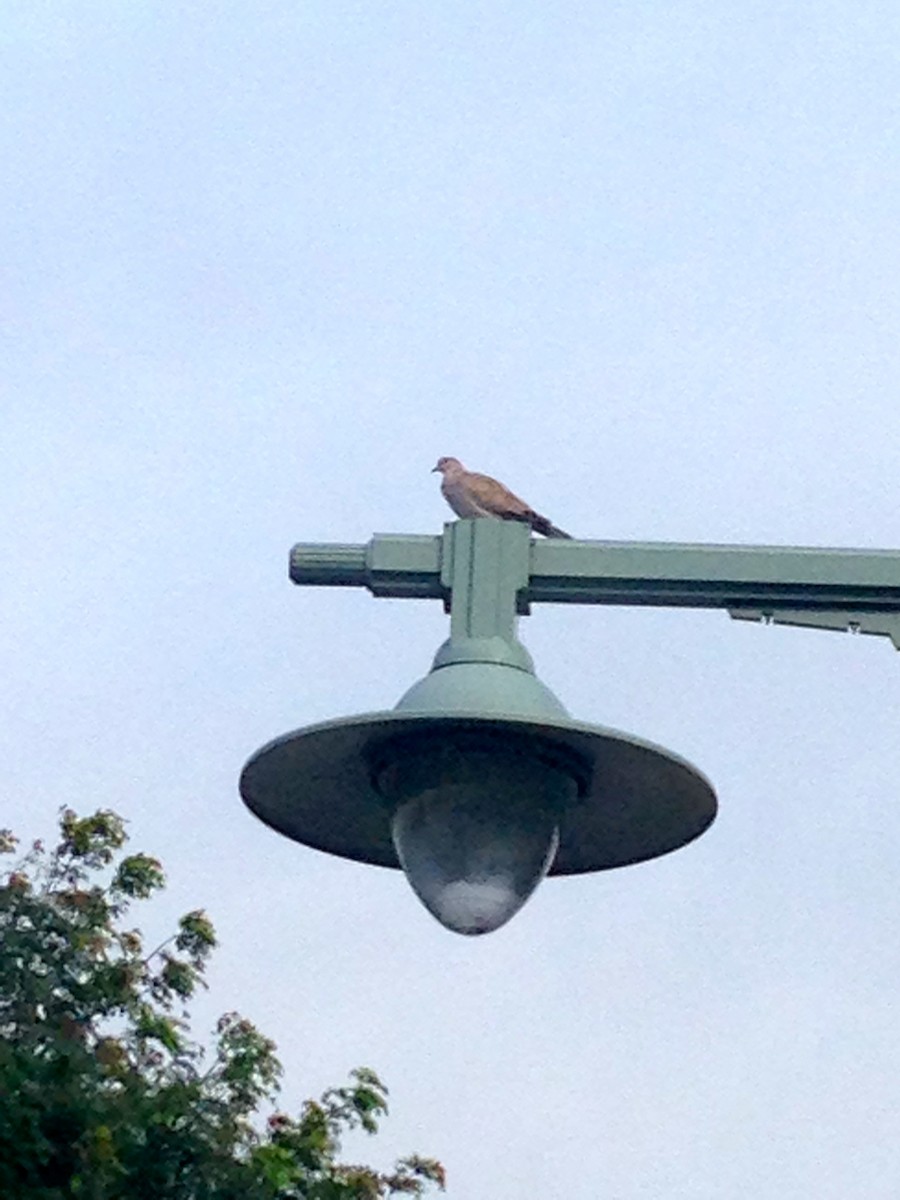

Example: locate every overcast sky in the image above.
[4,3,900,1196]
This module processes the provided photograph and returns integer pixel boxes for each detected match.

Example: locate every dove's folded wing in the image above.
[463,472,533,522]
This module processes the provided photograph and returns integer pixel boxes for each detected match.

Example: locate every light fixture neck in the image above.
[395,522,569,719]
[441,517,531,637]
[426,517,537,675]
[430,634,534,672]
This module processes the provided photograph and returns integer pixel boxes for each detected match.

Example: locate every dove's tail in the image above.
[529,512,573,539]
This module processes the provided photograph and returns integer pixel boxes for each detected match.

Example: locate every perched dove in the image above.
[432,457,572,539]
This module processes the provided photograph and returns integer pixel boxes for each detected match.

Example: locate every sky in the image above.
[3,2,900,1195]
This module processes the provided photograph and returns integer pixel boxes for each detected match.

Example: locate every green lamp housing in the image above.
[240,627,716,936]
[240,511,900,934]
[241,518,716,935]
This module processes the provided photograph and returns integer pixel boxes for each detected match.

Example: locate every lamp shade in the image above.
[240,648,716,878]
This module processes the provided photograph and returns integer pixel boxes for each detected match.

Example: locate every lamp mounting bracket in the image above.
[290,521,900,651]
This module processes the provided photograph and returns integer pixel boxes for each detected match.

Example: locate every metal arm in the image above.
[290,521,900,650]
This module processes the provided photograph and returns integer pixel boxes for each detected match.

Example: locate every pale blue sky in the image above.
[3,4,900,1197]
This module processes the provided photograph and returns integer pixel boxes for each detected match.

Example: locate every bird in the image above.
[432,457,572,539]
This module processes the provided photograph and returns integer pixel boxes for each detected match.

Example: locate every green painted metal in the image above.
[442,516,529,641]
[290,522,900,648]
[240,709,717,875]
[290,536,442,598]
[242,518,719,876]
[729,608,900,649]
[431,517,533,672]
[243,517,900,899]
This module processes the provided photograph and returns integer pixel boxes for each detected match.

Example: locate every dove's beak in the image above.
[431,465,440,473]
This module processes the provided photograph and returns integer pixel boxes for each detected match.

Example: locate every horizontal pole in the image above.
[291,529,900,613]
[528,539,900,611]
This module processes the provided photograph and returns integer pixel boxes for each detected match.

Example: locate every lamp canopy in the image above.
[240,657,716,877]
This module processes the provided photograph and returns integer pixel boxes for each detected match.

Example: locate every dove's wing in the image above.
[461,471,534,521]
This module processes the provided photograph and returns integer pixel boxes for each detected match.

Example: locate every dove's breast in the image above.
[441,477,488,518]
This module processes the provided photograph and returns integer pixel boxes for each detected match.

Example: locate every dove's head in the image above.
[432,456,464,475]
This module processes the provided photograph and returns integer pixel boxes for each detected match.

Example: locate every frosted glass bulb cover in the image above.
[379,735,579,935]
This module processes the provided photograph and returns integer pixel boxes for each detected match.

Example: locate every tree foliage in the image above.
[0,810,445,1199]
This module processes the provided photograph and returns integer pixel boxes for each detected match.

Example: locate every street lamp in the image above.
[241,518,900,935]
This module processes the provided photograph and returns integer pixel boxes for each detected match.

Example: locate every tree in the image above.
[0,809,445,1199]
